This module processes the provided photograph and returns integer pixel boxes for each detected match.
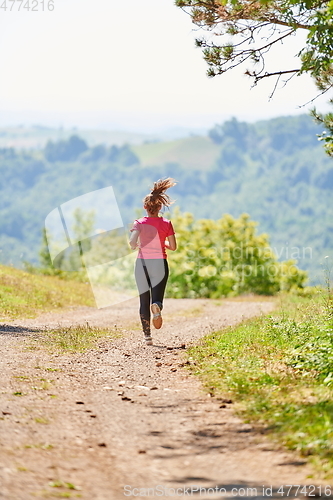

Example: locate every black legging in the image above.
[134,258,169,335]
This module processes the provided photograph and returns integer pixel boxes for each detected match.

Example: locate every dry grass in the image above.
[0,264,95,320]
[29,323,120,353]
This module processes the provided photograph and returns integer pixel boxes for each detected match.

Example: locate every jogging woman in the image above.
[129,178,177,345]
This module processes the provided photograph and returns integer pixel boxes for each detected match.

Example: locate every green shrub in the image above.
[167,209,307,298]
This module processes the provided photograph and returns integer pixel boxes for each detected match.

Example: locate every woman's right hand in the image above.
[129,229,140,250]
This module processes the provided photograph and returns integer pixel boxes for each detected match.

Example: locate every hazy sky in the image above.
[0,0,331,132]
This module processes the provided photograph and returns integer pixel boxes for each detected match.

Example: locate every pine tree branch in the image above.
[246,68,301,83]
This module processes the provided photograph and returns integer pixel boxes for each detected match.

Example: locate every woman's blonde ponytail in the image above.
[143,178,176,214]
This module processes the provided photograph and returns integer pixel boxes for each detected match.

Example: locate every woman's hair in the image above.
[143,178,177,214]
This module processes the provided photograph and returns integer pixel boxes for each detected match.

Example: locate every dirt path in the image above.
[0,298,323,499]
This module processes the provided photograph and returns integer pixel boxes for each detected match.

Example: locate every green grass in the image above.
[49,481,80,491]
[0,264,95,319]
[41,493,81,499]
[24,443,54,450]
[188,288,333,477]
[0,264,119,353]
[34,417,50,425]
[30,323,120,353]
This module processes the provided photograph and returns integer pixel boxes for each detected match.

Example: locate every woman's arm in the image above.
[165,234,177,251]
[129,229,140,250]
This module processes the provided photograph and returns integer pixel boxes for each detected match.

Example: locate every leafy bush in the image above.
[286,292,333,384]
[166,209,307,298]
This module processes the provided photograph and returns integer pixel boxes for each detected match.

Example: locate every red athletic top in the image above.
[130,216,175,259]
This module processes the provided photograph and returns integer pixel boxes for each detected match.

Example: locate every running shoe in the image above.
[151,303,162,329]
[144,335,153,345]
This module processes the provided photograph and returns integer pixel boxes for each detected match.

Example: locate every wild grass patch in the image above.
[24,443,54,450]
[0,264,95,320]
[34,417,50,424]
[30,323,120,353]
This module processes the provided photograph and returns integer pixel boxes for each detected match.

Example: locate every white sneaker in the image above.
[151,303,162,329]
[144,335,153,345]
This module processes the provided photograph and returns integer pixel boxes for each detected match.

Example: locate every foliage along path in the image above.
[0,298,321,499]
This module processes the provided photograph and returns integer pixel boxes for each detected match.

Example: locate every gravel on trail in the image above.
[0,298,321,499]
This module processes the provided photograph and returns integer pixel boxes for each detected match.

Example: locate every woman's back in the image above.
[132,216,174,259]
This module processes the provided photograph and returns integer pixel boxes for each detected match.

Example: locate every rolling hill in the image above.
[0,114,332,284]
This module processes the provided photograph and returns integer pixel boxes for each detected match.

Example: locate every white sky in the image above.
[0,0,331,132]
